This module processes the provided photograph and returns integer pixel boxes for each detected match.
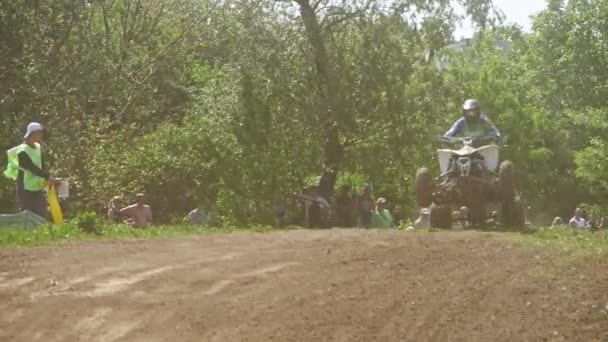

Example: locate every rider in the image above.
[444,99,500,143]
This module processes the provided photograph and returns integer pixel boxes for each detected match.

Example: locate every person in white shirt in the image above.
[569,208,590,229]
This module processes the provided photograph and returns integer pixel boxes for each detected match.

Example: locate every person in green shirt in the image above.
[371,197,394,228]
[4,122,59,219]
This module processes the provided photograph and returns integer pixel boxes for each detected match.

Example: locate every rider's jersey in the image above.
[444,115,500,139]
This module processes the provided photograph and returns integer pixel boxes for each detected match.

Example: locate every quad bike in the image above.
[415,135,525,229]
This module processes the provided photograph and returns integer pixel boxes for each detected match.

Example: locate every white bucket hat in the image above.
[24,122,44,139]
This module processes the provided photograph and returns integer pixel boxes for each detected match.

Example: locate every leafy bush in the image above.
[0,222,281,247]
[530,227,608,255]
[71,212,103,235]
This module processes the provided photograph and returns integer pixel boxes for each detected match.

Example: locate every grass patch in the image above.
[0,223,282,248]
[523,226,608,256]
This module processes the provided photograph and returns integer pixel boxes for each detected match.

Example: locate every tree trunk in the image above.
[296,0,344,199]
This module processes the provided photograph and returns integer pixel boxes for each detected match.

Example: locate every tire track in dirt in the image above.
[0,229,607,342]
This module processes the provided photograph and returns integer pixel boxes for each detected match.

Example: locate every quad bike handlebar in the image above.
[438,135,501,146]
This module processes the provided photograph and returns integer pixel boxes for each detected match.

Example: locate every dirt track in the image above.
[0,229,607,342]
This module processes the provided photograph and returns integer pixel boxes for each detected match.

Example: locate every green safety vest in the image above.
[4,143,46,191]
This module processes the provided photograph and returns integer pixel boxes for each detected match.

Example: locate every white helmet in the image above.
[463,99,481,111]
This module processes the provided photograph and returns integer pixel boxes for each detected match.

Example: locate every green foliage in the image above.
[2,0,608,227]
[0,224,89,247]
[529,227,608,256]
[0,223,278,248]
[71,212,103,235]
[575,138,608,192]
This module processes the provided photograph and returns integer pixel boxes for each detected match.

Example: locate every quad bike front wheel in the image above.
[430,204,452,229]
[415,167,434,208]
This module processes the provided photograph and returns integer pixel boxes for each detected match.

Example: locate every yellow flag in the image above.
[47,183,64,224]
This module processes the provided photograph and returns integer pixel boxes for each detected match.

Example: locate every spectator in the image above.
[297,188,314,227]
[183,207,209,226]
[357,185,374,228]
[4,122,61,219]
[275,202,288,227]
[569,208,589,229]
[371,197,394,228]
[107,196,123,223]
[485,210,498,228]
[334,185,356,227]
[308,186,330,228]
[550,216,564,229]
[120,193,152,228]
[413,208,430,229]
[589,214,600,230]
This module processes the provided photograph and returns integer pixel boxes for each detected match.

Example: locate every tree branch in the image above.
[312,0,324,12]
[127,9,211,78]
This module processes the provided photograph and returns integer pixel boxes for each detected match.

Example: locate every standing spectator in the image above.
[334,185,356,227]
[371,197,394,228]
[3,122,60,219]
[308,186,330,228]
[357,185,374,228]
[120,193,152,228]
[107,196,123,223]
[297,187,314,227]
[569,208,589,229]
[275,201,289,227]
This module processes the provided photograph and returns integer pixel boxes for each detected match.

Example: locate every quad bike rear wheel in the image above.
[430,204,452,229]
[415,168,434,208]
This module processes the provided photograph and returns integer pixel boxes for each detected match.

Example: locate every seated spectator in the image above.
[588,213,598,230]
[413,208,430,229]
[371,197,394,228]
[550,216,564,229]
[569,208,589,229]
[485,210,498,228]
[183,207,209,226]
[599,216,608,229]
[120,193,152,228]
[357,185,374,228]
[334,185,356,227]
[107,196,122,224]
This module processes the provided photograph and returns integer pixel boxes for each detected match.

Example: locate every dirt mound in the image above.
[0,229,606,342]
